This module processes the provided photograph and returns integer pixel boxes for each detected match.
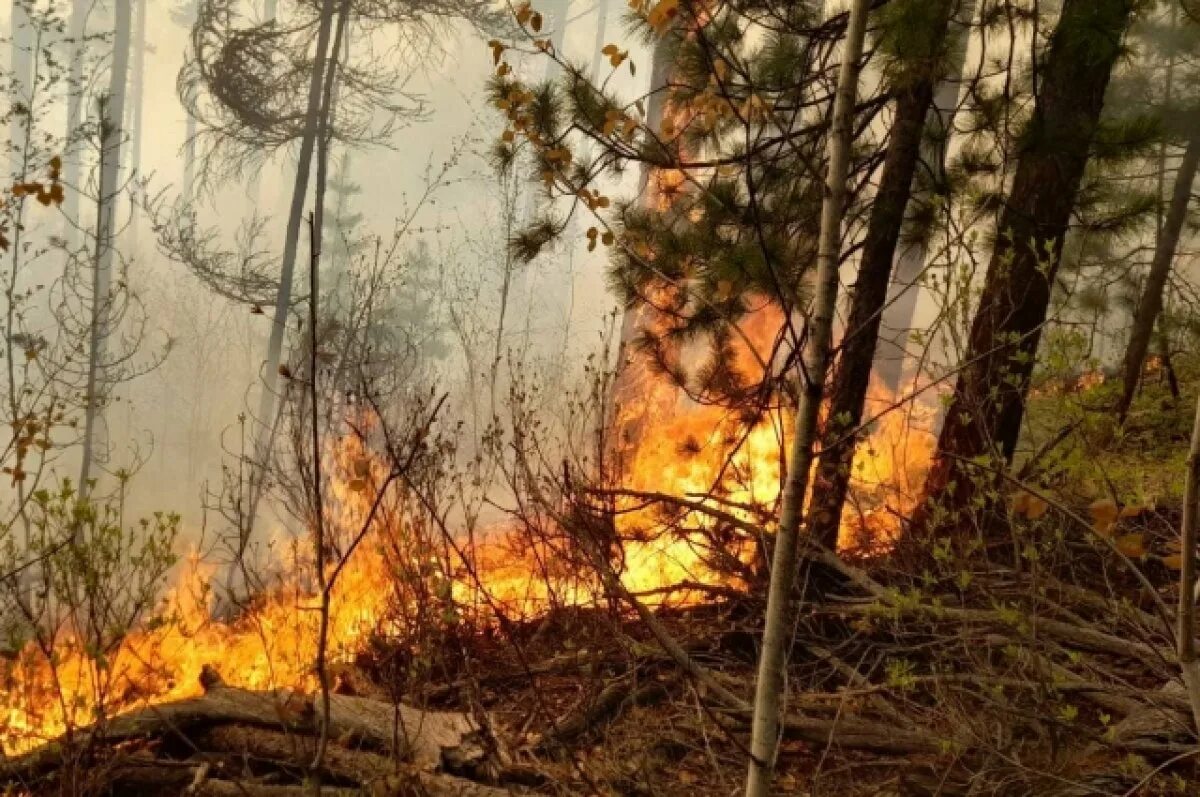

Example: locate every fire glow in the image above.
[0,367,934,757]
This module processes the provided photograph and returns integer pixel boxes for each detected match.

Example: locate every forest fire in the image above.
[0,370,934,757]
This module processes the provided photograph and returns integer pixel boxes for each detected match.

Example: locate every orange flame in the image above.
[1,349,936,757]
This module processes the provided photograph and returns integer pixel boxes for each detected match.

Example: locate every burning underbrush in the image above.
[0,373,937,764]
[0,361,1192,796]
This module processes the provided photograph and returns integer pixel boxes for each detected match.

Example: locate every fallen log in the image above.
[1,673,503,793]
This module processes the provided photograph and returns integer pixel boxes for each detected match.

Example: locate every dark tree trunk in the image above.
[1116,130,1200,421]
[873,0,978,393]
[808,6,954,548]
[913,0,1135,536]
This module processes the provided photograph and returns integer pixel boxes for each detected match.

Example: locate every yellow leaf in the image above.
[1162,553,1184,570]
[1025,496,1049,520]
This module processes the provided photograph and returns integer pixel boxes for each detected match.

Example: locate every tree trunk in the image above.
[913,0,1135,537]
[9,0,32,176]
[744,1,870,793]
[241,0,338,548]
[1178,391,1200,734]
[873,0,978,395]
[1115,129,1200,421]
[127,0,146,247]
[80,0,132,490]
[808,0,957,549]
[63,0,87,246]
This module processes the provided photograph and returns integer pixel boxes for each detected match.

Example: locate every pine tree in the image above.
[914,0,1139,536]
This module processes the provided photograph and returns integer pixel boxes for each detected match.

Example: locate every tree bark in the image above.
[744,1,870,793]
[9,0,32,176]
[1179,392,1200,734]
[63,0,87,246]
[80,0,132,490]
[1115,130,1200,421]
[873,0,978,394]
[241,0,338,553]
[808,0,957,548]
[128,0,146,240]
[913,0,1136,537]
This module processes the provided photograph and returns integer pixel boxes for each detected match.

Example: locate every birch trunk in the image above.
[79,0,131,491]
[744,1,870,793]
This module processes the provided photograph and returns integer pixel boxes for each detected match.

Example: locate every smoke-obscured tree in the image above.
[79,0,133,490]
[62,0,89,246]
[914,0,1139,537]
[9,0,32,174]
[176,0,505,570]
[0,3,163,658]
[171,0,201,201]
[1116,5,1200,420]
